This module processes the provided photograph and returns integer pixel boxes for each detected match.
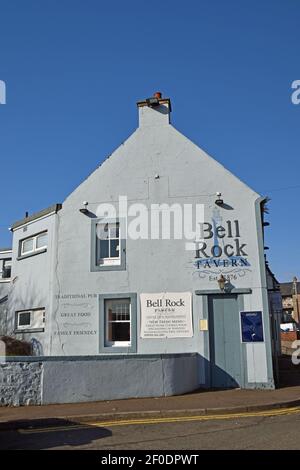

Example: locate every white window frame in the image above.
[16,308,45,331]
[97,222,121,267]
[20,232,48,256]
[105,298,131,347]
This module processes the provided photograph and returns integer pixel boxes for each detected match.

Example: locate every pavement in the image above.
[0,355,300,431]
[1,385,300,431]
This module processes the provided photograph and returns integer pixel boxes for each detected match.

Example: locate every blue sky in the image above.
[0,0,299,281]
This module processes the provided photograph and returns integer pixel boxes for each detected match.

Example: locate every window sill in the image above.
[98,260,121,267]
[92,262,125,272]
[100,345,137,354]
[14,328,45,334]
[17,248,47,261]
[0,279,11,283]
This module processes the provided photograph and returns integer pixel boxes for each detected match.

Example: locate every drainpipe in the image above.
[293,277,299,324]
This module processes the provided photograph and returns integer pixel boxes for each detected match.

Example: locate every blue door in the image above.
[208,295,242,388]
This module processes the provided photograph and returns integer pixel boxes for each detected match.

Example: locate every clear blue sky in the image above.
[0,0,299,281]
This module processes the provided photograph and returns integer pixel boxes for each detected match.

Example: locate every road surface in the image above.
[1,407,300,450]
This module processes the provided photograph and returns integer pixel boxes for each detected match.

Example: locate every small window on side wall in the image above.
[20,232,48,258]
[15,308,45,332]
[105,298,131,347]
[91,219,126,271]
[0,258,12,279]
[18,311,31,328]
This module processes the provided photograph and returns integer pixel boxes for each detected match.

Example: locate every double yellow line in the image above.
[19,406,300,434]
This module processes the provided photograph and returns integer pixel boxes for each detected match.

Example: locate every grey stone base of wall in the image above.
[0,353,199,406]
[0,362,42,406]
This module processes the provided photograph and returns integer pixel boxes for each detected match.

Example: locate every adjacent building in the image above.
[280,278,300,324]
[0,93,280,390]
[0,248,12,334]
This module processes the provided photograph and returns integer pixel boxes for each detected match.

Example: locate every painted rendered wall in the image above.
[0,282,10,301]
[0,354,198,405]
[5,214,58,355]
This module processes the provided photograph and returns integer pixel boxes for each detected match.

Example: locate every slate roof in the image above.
[280,282,300,296]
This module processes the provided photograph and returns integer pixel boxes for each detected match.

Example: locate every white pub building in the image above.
[0,93,281,404]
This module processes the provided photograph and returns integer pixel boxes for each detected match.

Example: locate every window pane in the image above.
[31,309,45,329]
[99,239,109,259]
[111,322,130,341]
[18,312,31,326]
[109,223,119,239]
[110,239,120,258]
[105,299,131,343]
[96,223,109,240]
[36,232,47,249]
[22,238,34,253]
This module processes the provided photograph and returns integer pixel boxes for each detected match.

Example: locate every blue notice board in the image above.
[240,311,264,342]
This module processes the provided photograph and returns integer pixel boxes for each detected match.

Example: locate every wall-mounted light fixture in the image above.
[215,192,224,206]
[217,274,227,291]
[79,201,89,214]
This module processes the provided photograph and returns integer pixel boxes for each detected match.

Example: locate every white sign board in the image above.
[140,292,193,338]
[280,323,295,332]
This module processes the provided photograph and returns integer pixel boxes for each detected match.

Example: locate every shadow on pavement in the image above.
[0,418,112,450]
[278,355,300,388]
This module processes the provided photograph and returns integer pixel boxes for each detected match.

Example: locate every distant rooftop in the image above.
[280,282,300,296]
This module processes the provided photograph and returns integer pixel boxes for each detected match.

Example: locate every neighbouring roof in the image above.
[11,203,62,230]
[0,247,12,253]
[280,282,300,296]
[266,264,280,288]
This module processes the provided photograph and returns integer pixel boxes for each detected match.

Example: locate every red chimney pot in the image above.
[154,92,162,99]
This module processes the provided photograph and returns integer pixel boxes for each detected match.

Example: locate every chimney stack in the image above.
[137,91,171,128]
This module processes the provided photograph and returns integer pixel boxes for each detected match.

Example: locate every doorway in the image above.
[208,294,243,388]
